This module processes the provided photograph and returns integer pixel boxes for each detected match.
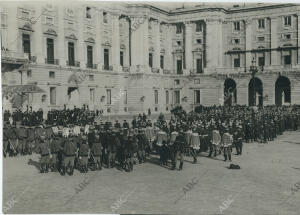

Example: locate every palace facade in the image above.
[2,2,300,115]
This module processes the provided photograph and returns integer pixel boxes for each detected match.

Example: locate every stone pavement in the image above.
[3,131,300,215]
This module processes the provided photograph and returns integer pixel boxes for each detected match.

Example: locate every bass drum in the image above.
[190,133,200,150]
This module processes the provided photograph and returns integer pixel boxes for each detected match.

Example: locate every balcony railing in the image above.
[103,65,113,71]
[122,66,130,72]
[87,63,97,69]
[45,58,59,65]
[151,68,160,73]
[66,61,80,67]
[2,50,28,59]
[163,69,171,74]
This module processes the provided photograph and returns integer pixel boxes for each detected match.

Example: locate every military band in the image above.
[3,105,300,175]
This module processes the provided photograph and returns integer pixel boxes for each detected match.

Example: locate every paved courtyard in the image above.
[3,131,300,215]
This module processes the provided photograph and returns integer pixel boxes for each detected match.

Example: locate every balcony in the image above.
[163,69,171,74]
[122,66,130,72]
[190,69,204,75]
[87,63,97,69]
[103,65,113,71]
[45,58,59,65]
[67,61,80,67]
[1,49,29,72]
[151,68,160,73]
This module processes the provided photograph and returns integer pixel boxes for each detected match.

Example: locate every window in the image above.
[196,22,202,32]
[233,39,240,44]
[68,42,75,66]
[89,75,94,81]
[258,19,265,29]
[284,34,291,40]
[234,56,240,68]
[176,41,181,46]
[90,88,95,102]
[174,79,180,85]
[284,52,291,65]
[284,16,291,26]
[258,56,265,66]
[27,70,32,78]
[47,38,54,64]
[196,58,203,73]
[233,21,240,31]
[258,36,265,42]
[196,39,202,44]
[21,10,30,19]
[50,87,56,105]
[166,90,169,104]
[120,51,124,66]
[177,60,182,74]
[49,71,55,79]
[176,24,182,34]
[160,55,164,69]
[174,91,180,104]
[154,90,158,104]
[149,53,153,67]
[104,49,109,70]
[22,34,31,55]
[87,45,93,68]
[194,90,200,104]
[106,89,111,104]
[46,16,54,25]
[124,90,127,105]
[103,12,108,23]
[86,7,91,19]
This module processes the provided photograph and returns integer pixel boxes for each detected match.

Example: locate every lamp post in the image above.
[250,57,258,106]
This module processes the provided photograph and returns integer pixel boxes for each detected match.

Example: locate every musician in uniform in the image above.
[38,135,50,173]
[137,129,147,164]
[172,130,185,171]
[222,128,233,162]
[50,134,62,172]
[78,135,90,173]
[3,123,9,157]
[26,126,35,155]
[125,134,134,172]
[62,135,77,175]
[15,125,28,155]
[91,133,102,171]
[209,129,221,157]
[234,125,244,155]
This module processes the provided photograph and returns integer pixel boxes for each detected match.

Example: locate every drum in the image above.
[157,131,167,147]
[185,131,192,146]
[212,130,221,145]
[84,125,89,134]
[191,133,200,150]
[73,126,81,136]
[170,131,178,145]
[52,126,59,135]
[145,127,155,141]
[63,127,70,137]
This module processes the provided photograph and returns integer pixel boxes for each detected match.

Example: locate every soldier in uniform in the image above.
[136,129,147,163]
[91,133,102,171]
[15,125,28,155]
[38,135,50,173]
[234,125,243,155]
[78,135,90,173]
[125,134,134,172]
[123,120,129,129]
[108,130,118,168]
[172,130,185,171]
[50,134,62,172]
[62,134,77,175]
[5,124,18,156]
[26,126,36,155]
[222,128,233,162]
[3,122,9,157]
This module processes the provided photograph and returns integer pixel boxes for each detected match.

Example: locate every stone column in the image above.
[152,19,160,70]
[184,21,193,74]
[297,14,300,64]
[130,15,149,72]
[77,7,85,68]
[205,18,223,71]
[270,16,279,65]
[57,6,65,66]
[33,5,44,64]
[6,6,18,53]
[112,13,121,72]
[165,24,173,71]
[245,19,252,68]
[95,9,103,69]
